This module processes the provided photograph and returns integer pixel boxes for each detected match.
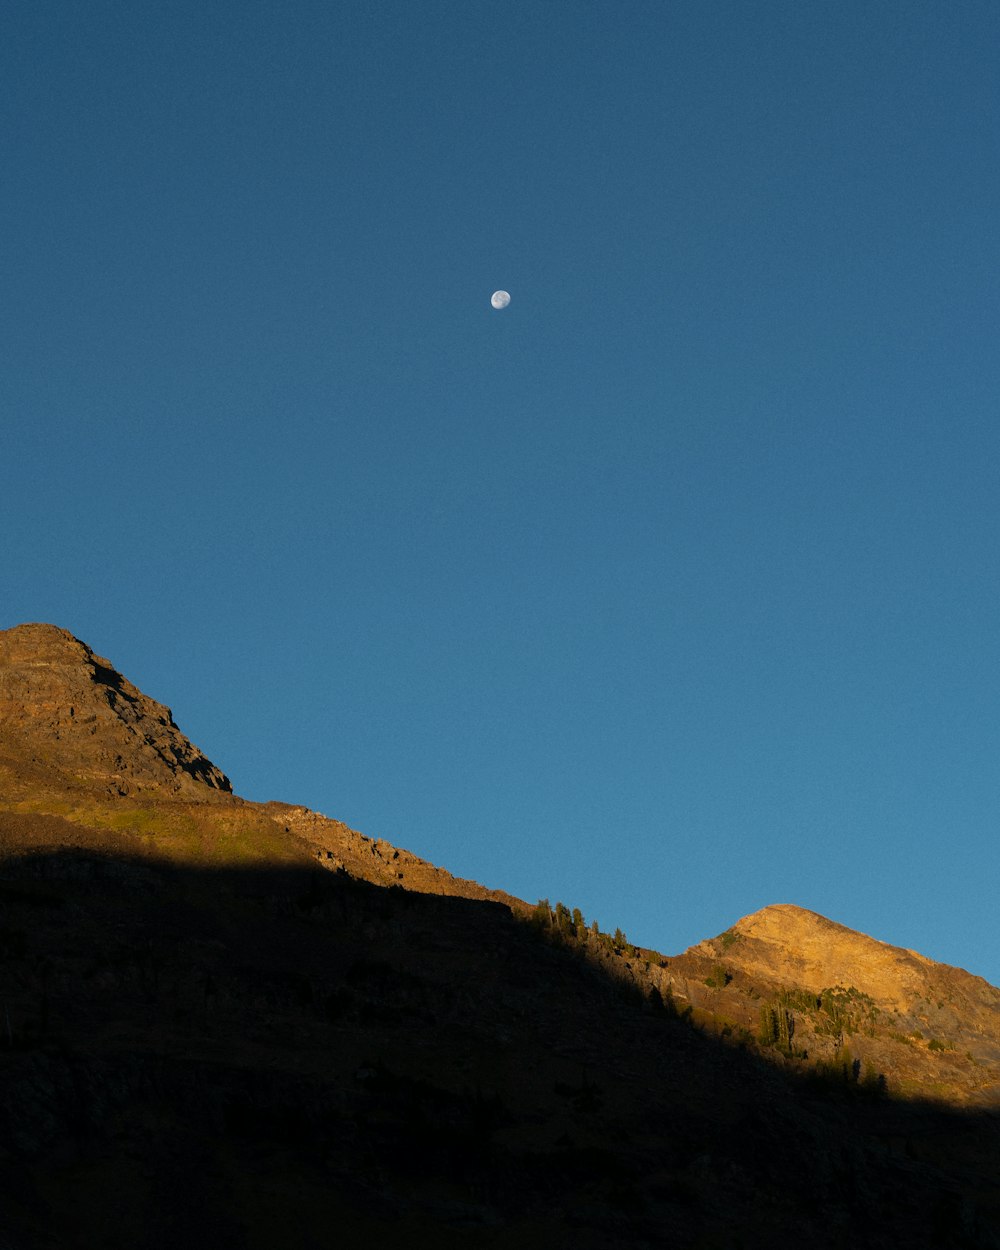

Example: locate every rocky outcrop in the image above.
[0,623,231,797]
[266,802,527,910]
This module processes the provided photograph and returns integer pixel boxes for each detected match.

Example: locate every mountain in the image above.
[664,903,1000,1106]
[0,622,998,1249]
[0,623,231,797]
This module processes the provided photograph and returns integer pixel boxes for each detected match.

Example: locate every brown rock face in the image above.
[0,623,231,797]
[726,905,1000,1037]
[674,903,1000,1101]
[722,904,940,1007]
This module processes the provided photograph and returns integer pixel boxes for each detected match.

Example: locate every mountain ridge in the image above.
[2,620,999,1098]
[1,621,999,1246]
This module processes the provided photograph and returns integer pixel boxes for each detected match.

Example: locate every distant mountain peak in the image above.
[734,902,835,930]
[675,901,1000,1084]
[707,903,938,1005]
[0,622,231,797]
[732,902,929,960]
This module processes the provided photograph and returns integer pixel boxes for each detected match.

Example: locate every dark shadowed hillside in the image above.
[1,624,998,1248]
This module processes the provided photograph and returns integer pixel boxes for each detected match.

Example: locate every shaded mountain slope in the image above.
[1,846,998,1250]
[0,622,998,1247]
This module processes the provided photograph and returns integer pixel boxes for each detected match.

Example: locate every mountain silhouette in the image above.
[0,623,997,1248]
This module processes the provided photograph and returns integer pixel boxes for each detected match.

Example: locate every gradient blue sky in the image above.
[4,2,999,982]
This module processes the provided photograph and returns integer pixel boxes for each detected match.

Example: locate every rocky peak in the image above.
[677,902,1000,1086]
[721,903,935,1008]
[0,623,231,797]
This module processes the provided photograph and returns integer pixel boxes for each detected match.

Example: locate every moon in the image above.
[490,290,511,309]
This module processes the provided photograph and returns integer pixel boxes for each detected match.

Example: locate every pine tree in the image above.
[777,1008,794,1053]
[532,899,552,928]
[758,1003,778,1046]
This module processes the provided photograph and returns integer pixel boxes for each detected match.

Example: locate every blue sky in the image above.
[3,2,999,983]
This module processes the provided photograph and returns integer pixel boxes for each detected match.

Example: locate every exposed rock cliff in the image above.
[0,623,231,797]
